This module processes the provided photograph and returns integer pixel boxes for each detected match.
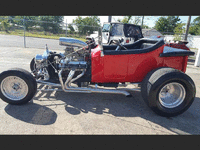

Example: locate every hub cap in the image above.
[1,76,28,101]
[159,82,186,108]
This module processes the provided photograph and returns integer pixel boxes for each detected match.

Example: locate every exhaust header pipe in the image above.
[58,69,131,97]
[36,69,132,97]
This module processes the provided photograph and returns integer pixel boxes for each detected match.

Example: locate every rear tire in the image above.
[141,67,196,117]
[0,68,37,105]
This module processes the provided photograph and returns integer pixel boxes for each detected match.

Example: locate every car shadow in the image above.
[4,87,200,134]
[42,87,200,135]
[4,102,57,125]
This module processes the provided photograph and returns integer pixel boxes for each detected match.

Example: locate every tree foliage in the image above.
[173,23,186,41]
[0,16,64,34]
[72,16,100,35]
[119,16,133,24]
[117,16,142,25]
[11,16,39,31]
[0,16,10,33]
[154,16,181,34]
[116,16,150,29]
[189,16,200,35]
[39,16,63,34]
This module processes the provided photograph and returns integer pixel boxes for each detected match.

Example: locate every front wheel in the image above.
[0,68,37,105]
[141,67,196,117]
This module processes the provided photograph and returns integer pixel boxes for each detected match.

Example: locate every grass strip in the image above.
[0,30,87,42]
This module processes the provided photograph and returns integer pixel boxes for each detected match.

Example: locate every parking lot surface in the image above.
[0,46,200,134]
[0,34,63,50]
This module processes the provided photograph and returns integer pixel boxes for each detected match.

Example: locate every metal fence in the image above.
[0,17,100,50]
[0,17,199,51]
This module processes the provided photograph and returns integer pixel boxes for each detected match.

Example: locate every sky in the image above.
[64,16,199,28]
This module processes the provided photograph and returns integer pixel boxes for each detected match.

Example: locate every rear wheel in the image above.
[158,82,186,109]
[141,67,196,117]
[0,68,37,105]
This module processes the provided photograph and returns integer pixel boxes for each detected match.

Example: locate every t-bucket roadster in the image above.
[0,34,196,117]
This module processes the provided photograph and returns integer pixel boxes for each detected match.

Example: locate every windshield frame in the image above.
[102,23,111,32]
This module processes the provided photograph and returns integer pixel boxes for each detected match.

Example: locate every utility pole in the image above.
[23,16,26,48]
[65,19,67,37]
[108,16,112,22]
[184,16,191,41]
[141,16,144,28]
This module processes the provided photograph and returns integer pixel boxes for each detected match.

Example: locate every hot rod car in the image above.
[0,35,196,117]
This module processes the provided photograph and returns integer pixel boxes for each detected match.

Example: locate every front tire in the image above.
[0,68,37,105]
[141,67,196,117]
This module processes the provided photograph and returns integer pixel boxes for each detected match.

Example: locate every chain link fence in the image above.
[0,16,199,53]
[0,17,101,50]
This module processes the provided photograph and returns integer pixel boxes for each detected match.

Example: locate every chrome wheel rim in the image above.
[159,82,186,108]
[1,76,28,101]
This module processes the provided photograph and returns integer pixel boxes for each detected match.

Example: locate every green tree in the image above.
[117,16,142,25]
[50,16,64,34]
[7,16,16,26]
[39,16,53,32]
[154,16,181,34]
[14,16,39,31]
[173,23,186,41]
[189,16,200,35]
[0,16,10,33]
[119,16,133,23]
[189,25,198,35]
[73,16,100,35]
[116,16,150,28]
[39,16,63,34]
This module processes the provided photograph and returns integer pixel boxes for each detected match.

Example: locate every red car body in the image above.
[91,39,190,83]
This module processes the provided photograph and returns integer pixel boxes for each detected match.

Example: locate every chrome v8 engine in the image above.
[33,38,91,81]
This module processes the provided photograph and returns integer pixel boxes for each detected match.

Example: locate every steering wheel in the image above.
[109,39,118,45]
[109,39,127,51]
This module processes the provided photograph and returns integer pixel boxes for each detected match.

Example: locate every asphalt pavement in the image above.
[0,42,200,134]
[0,34,64,50]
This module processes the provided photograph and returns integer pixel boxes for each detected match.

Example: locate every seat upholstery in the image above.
[102,38,165,55]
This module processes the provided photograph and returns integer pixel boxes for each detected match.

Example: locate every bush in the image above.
[173,23,185,41]
[1,20,10,33]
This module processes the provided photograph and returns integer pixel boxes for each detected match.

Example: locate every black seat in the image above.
[103,38,165,55]
[140,43,155,49]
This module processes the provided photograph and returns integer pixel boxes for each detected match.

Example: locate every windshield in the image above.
[102,24,111,32]
[110,24,124,36]
[124,24,143,38]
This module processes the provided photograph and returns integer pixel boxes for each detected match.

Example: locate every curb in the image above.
[187,64,200,70]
